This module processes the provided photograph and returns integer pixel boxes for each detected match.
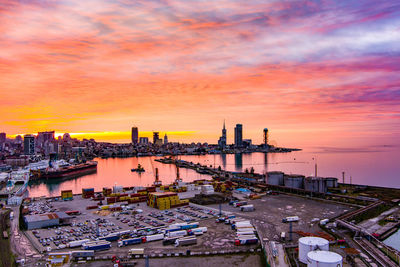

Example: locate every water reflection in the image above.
[221,153,226,168]
[234,153,243,171]
[264,152,268,170]
[27,148,400,197]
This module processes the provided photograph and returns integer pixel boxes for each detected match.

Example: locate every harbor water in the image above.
[27,146,400,197]
[384,228,400,251]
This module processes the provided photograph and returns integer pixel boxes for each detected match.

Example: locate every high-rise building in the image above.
[24,135,35,155]
[131,127,138,144]
[153,132,160,144]
[218,120,227,149]
[37,131,55,147]
[164,134,168,144]
[139,137,149,144]
[234,124,243,148]
[0,132,6,144]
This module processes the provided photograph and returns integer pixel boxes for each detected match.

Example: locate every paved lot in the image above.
[23,195,257,256]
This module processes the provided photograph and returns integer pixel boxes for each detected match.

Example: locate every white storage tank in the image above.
[298,236,329,264]
[307,250,343,267]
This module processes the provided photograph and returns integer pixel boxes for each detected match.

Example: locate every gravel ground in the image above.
[207,193,353,243]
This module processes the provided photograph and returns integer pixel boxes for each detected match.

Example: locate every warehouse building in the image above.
[24,212,72,230]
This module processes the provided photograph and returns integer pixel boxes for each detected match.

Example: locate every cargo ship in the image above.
[30,161,98,180]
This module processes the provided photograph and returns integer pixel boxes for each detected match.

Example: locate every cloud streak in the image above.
[0,0,399,146]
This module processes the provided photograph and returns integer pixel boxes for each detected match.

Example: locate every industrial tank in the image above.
[284,175,305,189]
[307,250,343,267]
[304,177,326,193]
[298,236,329,264]
[324,177,338,188]
[267,171,284,186]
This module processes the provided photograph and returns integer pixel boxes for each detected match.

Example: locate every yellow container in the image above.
[101,205,109,210]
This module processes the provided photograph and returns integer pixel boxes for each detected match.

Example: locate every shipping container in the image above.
[236,231,256,237]
[128,248,144,255]
[166,230,187,238]
[240,205,254,212]
[234,237,258,245]
[71,250,94,258]
[175,237,197,246]
[180,222,199,230]
[65,210,80,215]
[236,227,256,233]
[68,239,90,248]
[232,221,252,230]
[99,233,120,242]
[164,226,181,233]
[235,226,255,232]
[163,237,179,246]
[61,190,73,200]
[118,237,142,247]
[83,241,111,251]
[142,233,164,242]
[280,232,286,241]
[117,230,131,236]
[233,201,247,207]
[282,216,299,223]
[187,228,204,236]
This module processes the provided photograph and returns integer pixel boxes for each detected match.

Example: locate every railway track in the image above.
[355,238,398,267]
[337,200,384,221]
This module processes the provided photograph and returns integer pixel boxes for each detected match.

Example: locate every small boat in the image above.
[131,164,145,172]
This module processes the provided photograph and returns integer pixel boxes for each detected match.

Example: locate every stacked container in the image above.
[82,188,94,199]
[148,192,181,210]
[61,190,73,200]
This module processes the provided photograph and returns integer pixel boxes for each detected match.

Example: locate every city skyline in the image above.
[1,0,400,148]
[2,122,265,146]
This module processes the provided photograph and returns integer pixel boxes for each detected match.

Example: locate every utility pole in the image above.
[342,172,345,184]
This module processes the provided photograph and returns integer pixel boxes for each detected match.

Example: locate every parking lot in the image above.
[24,195,258,256]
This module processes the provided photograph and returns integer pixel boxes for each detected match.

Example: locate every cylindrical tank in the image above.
[325,177,338,188]
[298,237,329,264]
[284,175,304,189]
[307,250,343,267]
[267,171,284,186]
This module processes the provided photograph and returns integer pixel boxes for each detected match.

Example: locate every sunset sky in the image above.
[1,0,400,147]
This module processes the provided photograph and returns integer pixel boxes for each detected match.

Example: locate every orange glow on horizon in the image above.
[8,131,197,143]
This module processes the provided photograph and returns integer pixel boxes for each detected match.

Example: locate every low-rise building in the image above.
[24,212,72,230]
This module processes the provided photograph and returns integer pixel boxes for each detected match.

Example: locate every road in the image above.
[10,206,43,265]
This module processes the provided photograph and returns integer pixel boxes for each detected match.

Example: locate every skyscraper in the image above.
[37,131,55,147]
[218,120,227,149]
[153,132,160,144]
[234,124,243,148]
[24,134,35,155]
[139,137,149,144]
[164,134,168,144]
[0,132,6,144]
[131,127,138,144]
